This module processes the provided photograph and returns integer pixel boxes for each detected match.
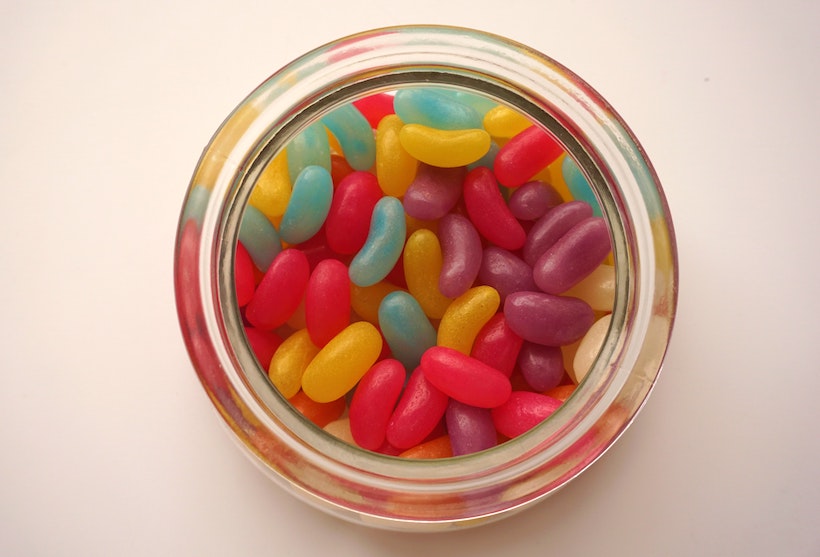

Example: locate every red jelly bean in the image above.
[235,241,256,307]
[245,249,310,330]
[470,313,523,378]
[330,154,355,185]
[463,166,526,251]
[305,259,351,347]
[325,171,383,255]
[493,125,564,187]
[352,92,396,128]
[243,326,283,369]
[533,217,611,294]
[491,391,562,438]
[421,346,512,408]
[386,367,449,450]
[349,359,405,451]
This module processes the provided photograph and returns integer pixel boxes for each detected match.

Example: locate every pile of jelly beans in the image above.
[235,86,615,459]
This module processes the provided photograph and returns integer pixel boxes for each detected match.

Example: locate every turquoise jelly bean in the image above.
[393,87,483,131]
[437,89,497,117]
[239,204,281,271]
[468,141,500,172]
[321,104,376,171]
[181,184,210,228]
[349,196,406,287]
[287,121,331,184]
[378,291,437,372]
[562,156,602,217]
[279,165,333,244]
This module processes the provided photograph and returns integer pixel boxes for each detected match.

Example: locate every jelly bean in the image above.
[398,435,453,459]
[494,125,564,187]
[522,200,593,266]
[349,196,406,287]
[467,141,500,172]
[305,259,350,347]
[288,390,346,428]
[285,297,307,330]
[245,249,310,330]
[573,313,612,382]
[279,165,333,245]
[508,180,563,221]
[348,359,405,451]
[249,151,291,222]
[403,229,452,319]
[562,155,602,216]
[446,400,497,456]
[394,87,483,130]
[378,291,437,372]
[235,241,256,307]
[491,391,563,438]
[438,285,500,354]
[482,105,532,139]
[436,89,497,116]
[268,329,319,399]
[518,342,565,392]
[437,213,482,299]
[321,103,376,171]
[238,204,282,272]
[288,227,344,270]
[180,184,210,228]
[386,367,449,450]
[286,121,331,183]
[350,280,402,324]
[399,124,491,168]
[504,291,594,346]
[562,263,616,312]
[478,246,538,304]
[352,92,396,128]
[533,217,611,294]
[402,164,465,221]
[243,326,283,370]
[301,321,383,403]
[421,346,512,408]
[330,153,355,185]
[470,313,523,378]
[463,166,526,251]
[376,114,418,197]
[324,171,383,255]
[323,417,356,444]
[544,384,576,402]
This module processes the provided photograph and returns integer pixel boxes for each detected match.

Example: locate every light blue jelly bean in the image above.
[287,121,331,184]
[378,291,437,372]
[349,196,406,287]
[437,89,497,117]
[181,184,210,228]
[394,87,483,131]
[562,156,602,217]
[321,104,376,171]
[239,204,281,271]
[467,141,500,172]
[279,165,333,244]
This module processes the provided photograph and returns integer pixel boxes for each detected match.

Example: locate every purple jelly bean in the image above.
[508,181,563,221]
[522,200,593,266]
[478,246,537,304]
[402,164,465,221]
[518,342,565,391]
[438,213,482,298]
[504,291,594,346]
[445,399,497,456]
[533,217,611,294]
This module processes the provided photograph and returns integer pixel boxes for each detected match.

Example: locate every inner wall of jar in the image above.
[217,72,631,475]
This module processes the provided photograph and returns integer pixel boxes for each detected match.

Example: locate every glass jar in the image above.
[174,25,678,531]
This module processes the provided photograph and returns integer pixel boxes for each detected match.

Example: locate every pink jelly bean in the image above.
[235,241,256,307]
[504,291,594,346]
[508,180,564,221]
[522,200,593,266]
[324,171,383,255]
[445,400,497,456]
[386,367,449,450]
[305,259,350,347]
[245,249,310,330]
[438,213,482,298]
[352,92,395,128]
[470,313,523,378]
[243,326,283,369]
[349,359,405,451]
[463,166,526,251]
[421,346,512,408]
[518,342,564,391]
[478,246,537,304]
[402,164,465,220]
[491,391,563,438]
[493,125,564,187]
[533,217,611,294]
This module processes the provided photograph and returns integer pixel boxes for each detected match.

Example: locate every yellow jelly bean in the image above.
[482,105,533,139]
[326,127,343,155]
[286,297,307,330]
[376,115,418,196]
[249,151,292,221]
[437,286,500,354]
[350,281,403,324]
[532,152,573,203]
[323,417,356,445]
[404,229,452,319]
[573,314,612,382]
[562,264,615,312]
[399,124,491,168]
[301,322,383,403]
[268,329,319,399]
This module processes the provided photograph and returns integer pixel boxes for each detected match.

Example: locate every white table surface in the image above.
[2,1,818,555]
